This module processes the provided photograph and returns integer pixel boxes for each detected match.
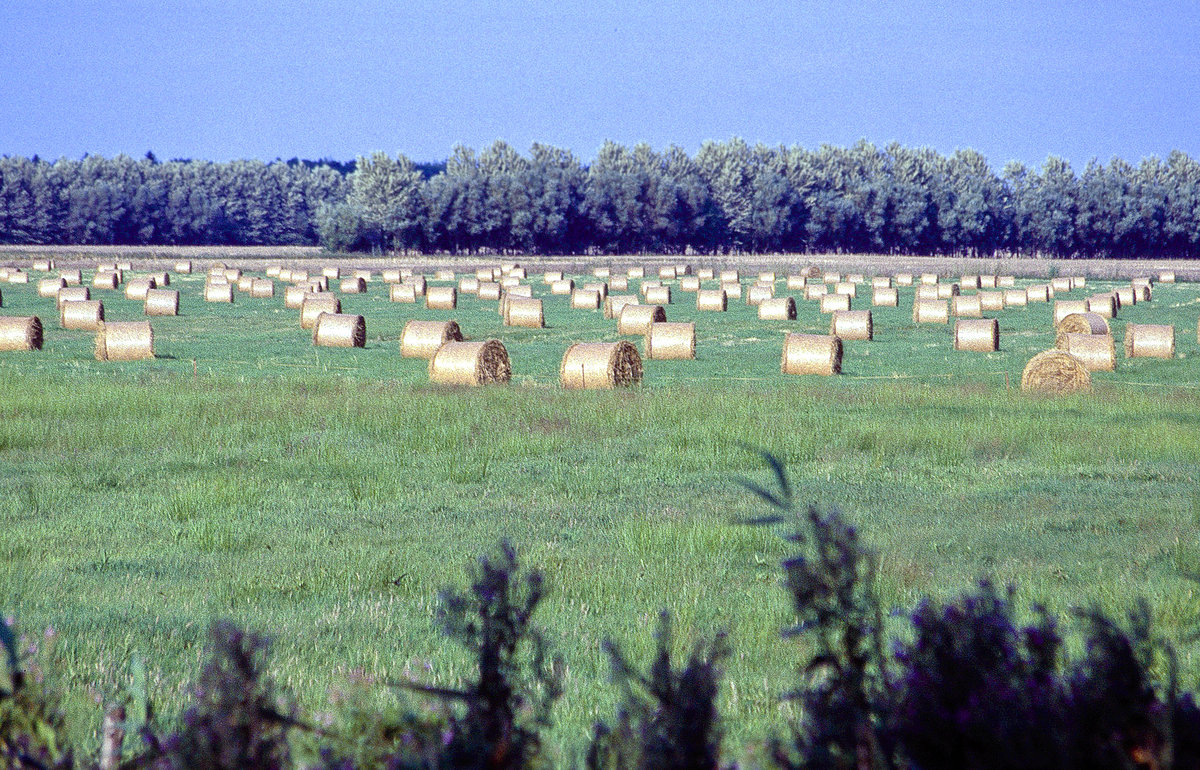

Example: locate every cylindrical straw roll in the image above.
[285,285,310,308]
[1159,270,1176,283]
[819,271,838,284]
[456,275,480,294]
[894,273,914,286]
[145,271,169,287]
[499,276,521,289]
[978,291,1005,311]
[582,281,608,299]
[250,279,275,298]
[266,265,283,278]
[605,294,639,319]
[914,285,940,301]
[540,270,563,284]
[1021,350,1090,394]
[936,283,960,299]
[505,284,533,299]
[125,277,156,300]
[381,268,402,283]
[237,276,256,293]
[819,293,851,313]
[56,286,90,308]
[428,340,512,386]
[425,286,457,309]
[387,284,416,304]
[644,322,696,360]
[658,265,678,280]
[1114,286,1136,307]
[339,277,366,294]
[1002,289,1027,307]
[289,270,310,284]
[997,276,1017,287]
[960,274,980,290]
[59,269,82,286]
[638,280,662,298]
[550,279,575,295]
[871,276,892,289]
[313,313,366,347]
[478,281,502,301]
[951,295,982,317]
[223,269,242,282]
[571,288,602,309]
[94,321,154,361]
[627,266,645,279]
[92,271,120,290]
[1051,277,1072,293]
[1061,333,1116,371]
[7,271,29,284]
[872,287,898,307]
[1131,277,1152,291]
[696,268,714,280]
[696,288,728,312]
[1054,313,1110,348]
[758,297,797,320]
[719,269,739,282]
[401,319,463,358]
[1071,276,1086,288]
[786,275,808,290]
[617,304,667,335]
[61,300,103,330]
[1087,293,1117,318]
[204,283,234,303]
[954,319,999,351]
[504,297,544,328]
[475,267,497,282]
[144,289,179,316]
[834,281,857,297]
[643,285,672,305]
[321,266,340,279]
[979,275,997,288]
[276,267,292,282]
[113,261,132,271]
[208,263,227,275]
[0,316,42,351]
[560,341,643,388]
[721,281,742,301]
[430,269,453,282]
[781,333,841,375]
[1026,284,1051,302]
[1124,324,1174,359]
[608,275,629,291]
[404,276,426,296]
[38,277,67,298]
[300,294,340,328]
[679,275,701,292]
[831,310,873,340]
[352,269,372,281]
[508,267,526,279]
[32,259,53,272]
[919,273,939,285]
[846,273,865,284]
[912,299,949,323]
[804,284,828,300]
[746,284,774,306]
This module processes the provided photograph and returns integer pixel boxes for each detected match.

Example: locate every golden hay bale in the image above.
[147,271,169,286]
[804,284,828,300]
[638,279,662,297]
[505,284,533,299]
[834,281,857,297]
[954,319,999,352]
[979,275,997,288]
[872,287,898,307]
[322,266,341,279]
[781,333,841,375]
[426,286,457,310]
[696,288,727,312]
[92,271,120,290]
[1114,286,1136,306]
[1061,333,1116,371]
[223,268,242,282]
[60,300,103,330]
[32,259,53,272]
[237,276,255,292]
[831,310,873,341]
[265,264,283,278]
[571,288,602,309]
[1159,270,1176,283]
[388,283,416,304]
[582,281,609,299]
[337,276,364,294]
[644,322,695,360]
[912,299,949,324]
[300,294,340,329]
[820,271,839,284]
[846,273,865,284]
[819,293,851,313]
[759,271,779,283]
[381,268,403,283]
[504,297,544,328]
[457,276,481,294]
[125,277,156,300]
[290,270,311,284]
[604,294,639,319]
[285,285,310,308]
[353,269,373,281]
[1004,289,1028,307]
[405,276,427,295]
[1087,293,1117,318]
[644,285,672,305]
[786,274,808,290]
[0,316,42,351]
[871,276,892,289]
[590,266,611,279]
[1124,324,1174,358]
[114,261,132,271]
[920,273,939,285]
[432,269,455,281]
[936,283,960,299]
[428,340,512,386]
[951,295,983,317]
[0,267,8,280]
[721,281,742,300]
[1051,277,1073,293]
[208,263,227,275]
[313,313,366,348]
[1071,276,1087,288]
[696,268,715,280]
[979,291,1005,311]
[894,272,914,286]
[1054,313,1110,348]
[401,319,463,358]
[478,281,502,301]
[960,274,980,289]
[204,283,234,303]
[617,304,667,335]
[94,321,154,361]
[277,268,294,282]
[746,284,774,306]
[38,277,67,298]
[508,267,527,279]
[1021,350,1091,394]
[550,279,575,295]
[1026,284,1051,303]
[679,275,701,292]
[915,285,940,301]
[560,341,643,388]
[719,269,739,282]
[656,265,676,280]
[59,269,82,286]
[759,296,797,320]
[608,275,629,291]
[997,276,1016,287]
[56,286,90,308]
[627,266,645,279]
[142,288,178,316]
[499,276,521,289]
[250,279,274,298]
[6,271,29,284]
[1131,277,1152,290]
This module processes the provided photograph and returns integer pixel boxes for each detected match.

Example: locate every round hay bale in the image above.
[761,271,780,283]
[92,271,120,290]
[550,279,575,295]
[997,276,1017,287]
[390,283,418,303]
[936,283,960,299]
[56,286,89,308]
[871,276,892,289]
[644,322,695,360]
[300,294,340,329]
[38,277,67,298]
[758,296,797,320]
[781,334,841,375]
[289,270,311,284]
[719,269,739,283]
[1114,286,1136,307]
[960,274,980,289]
[59,269,82,286]
[1004,289,1028,307]
[1026,285,1051,302]
[919,273,939,285]
[587,266,610,279]
[979,291,1005,311]
[696,268,715,280]
[627,266,645,279]
[313,313,366,348]
[831,310,872,341]
[834,281,857,297]
[405,276,427,296]
[1087,293,1117,318]
[819,293,851,313]
[125,277,156,300]
[146,271,169,287]
[250,279,274,298]
[322,266,341,279]
[1055,312,1110,348]
[505,284,533,299]
[696,288,727,312]
[846,273,865,284]
[638,280,662,298]
[608,275,629,292]
[425,286,457,310]
[804,284,828,300]
[60,300,103,330]
[658,266,678,280]
[721,281,742,300]
[208,262,227,274]
[478,281,502,301]
[582,281,609,299]
[951,295,982,317]
[1061,333,1116,371]
[94,321,154,361]
[504,297,544,328]
[679,275,701,292]
[401,320,464,358]
[32,259,53,272]
[223,268,242,282]
[508,267,526,279]
[144,289,179,316]
[276,268,293,282]
[7,271,28,284]
[617,304,667,335]
[475,267,498,282]
[604,294,638,319]
[872,287,898,307]
[786,274,808,290]
[204,283,234,303]
[339,277,366,294]
[913,299,949,324]
[979,275,997,288]
[746,284,774,306]
[1125,324,1174,358]
[499,276,521,289]
[643,285,672,305]
[458,276,481,294]
[571,288,602,310]
[1021,350,1090,394]
[1159,270,1176,283]
[352,269,373,281]
[954,319,999,352]
[560,341,643,389]
[914,285,940,301]
[266,265,283,278]
[285,285,310,308]
[1051,277,1073,293]
[1071,276,1087,288]
[894,272,914,286]
[0,316,42,351]
[820,271,839,284]
[431,269,454,282]
[381,268,402,283]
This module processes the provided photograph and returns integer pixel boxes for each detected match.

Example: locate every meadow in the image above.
[1,258,1199,760]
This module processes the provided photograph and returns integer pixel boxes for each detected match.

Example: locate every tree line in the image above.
[3,140,1200,258]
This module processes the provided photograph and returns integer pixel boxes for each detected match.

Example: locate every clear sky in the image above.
[2,0,1198,169]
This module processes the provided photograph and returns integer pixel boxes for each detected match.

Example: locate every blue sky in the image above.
[2,0,1198,169]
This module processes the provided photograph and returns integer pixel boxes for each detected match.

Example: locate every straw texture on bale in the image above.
[1159,271,1176,283]
[979,275,997,288]
[746,284,774,306]
[92,272,119,290]
[60,300,103,330]
[223,269,242,281]
[1087,294,1117,318]
[300,294,340,328]
[291,271,311,284]
[894,273,914,286]
[38,277,66,297]
[721,281,742,300]
[499,276,521,289]
[954,319,999,352]
[475,267,497,282]
[1026,285,1051,302]
[322,266,340,279]
[505,284,533,299]
[32,259,53,272]
[820,272,839,284]
[787,275,808,290]
[250,279,274,298]
[819,293,851,313]
[478,281,502,301]
[617,304,667,335]
[719,269,739,282]
[696,288,727,312]
[1051,277,1073,293]
[59,269,82,286]
[627,266,645,278]
[508,267,526,279]
[1071,276,1087,288]
[960,275,980,289]
[352,269,373,281]
[998,276,1017,287]
[0,316,42,351]
[94,321,154,361]
[1061,333,1116,371]
[846,273,865,284]
[951,295,982,317]
[1021,350,1090,394]
[381,268,402,283]
[1055,313,1110,348]
[285,285,310,308]
[313,313,366,348]
[560,341,643,389]
[919,273,939,285]
[56,286,89,308]
[339,277,366,294]
[1131,277,1152,290]
[147,271,169,286]
[757,271,777,283]
[387,284,415,304]
[679,275,701,292]
[658,266,678,279]
[638,280,662,297]
[1124,324,1175,359]
[979,291,1005,311]
[834,281,857,297]
[872,287,898,307]
[144,289,179,316]
[914,285,940,301]
[266,265,283,278]
[696,268,714,280]
[236,276,255,293]
[781,334,841,375]
[550,279,574,295]
[400,319,464,358]
[425,286,457,310]
[871,276,892,289]
[831,310,873,341]
[125,277,156,300]
[404,276,426,295]
[936,283,960,299]
[1004,289,1028,307]
[604,294,638,319]
[913,299,949,323]
[644,322,696,360]
[804,284,828,300]
[7,272,28,284]
[608,275,629,291]
[504,297,544,328]
[582,282,608,299]
[430,340,512,384]
[643,285,672,305]
[758,296,797,320]
[571,288,602,309]
[1114,287,1136,307]
[204,283,234,303]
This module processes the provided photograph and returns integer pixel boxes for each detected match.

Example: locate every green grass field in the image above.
[1,264,1199,760]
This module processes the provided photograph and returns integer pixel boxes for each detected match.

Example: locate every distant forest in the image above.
[2,139,1199,257]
